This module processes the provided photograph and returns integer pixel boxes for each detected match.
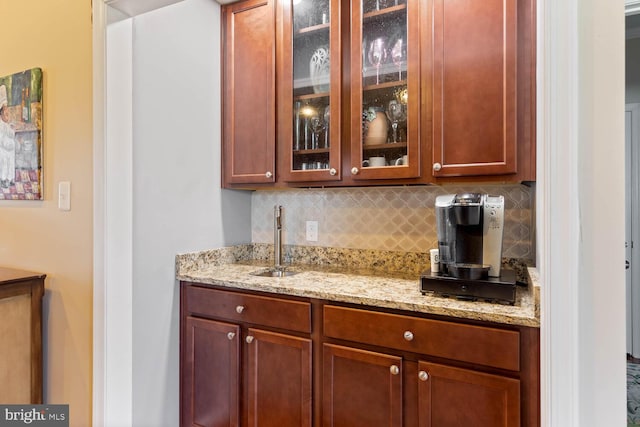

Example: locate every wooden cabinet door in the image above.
[181,316,240,427]
[222,0,276,186]
[430,0,517,178]
[322,344,402,427]
[277,0,342,183]
[349,0,422,181]
[246,328,312,427]
[417,361,520,427]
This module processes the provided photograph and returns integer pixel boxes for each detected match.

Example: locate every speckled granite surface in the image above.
[176,245,540,327]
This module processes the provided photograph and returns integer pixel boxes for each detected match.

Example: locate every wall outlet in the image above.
[306,221,318,242]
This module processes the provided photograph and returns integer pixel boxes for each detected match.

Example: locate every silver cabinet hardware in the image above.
[329,168,337,176]
[390,365,400,375]
[433,162,442,172]
[236,305,245,314]
[227,332,236,340]
[403,331,414,341]
[351,167,359,175]
[246,335,254,344]
[265,171,273,178]
[418,371,429,381]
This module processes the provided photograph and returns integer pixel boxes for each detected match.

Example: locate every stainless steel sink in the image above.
[250,269,298,278]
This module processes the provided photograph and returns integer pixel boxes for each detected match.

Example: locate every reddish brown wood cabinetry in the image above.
[222,0,276,186]
[182,317,240,427]
[418,361,520,427]
[180,283,312,427]
[180,283,539,426]
[430,0,535,179]
[222,0,535,188]
[323,344,403,427]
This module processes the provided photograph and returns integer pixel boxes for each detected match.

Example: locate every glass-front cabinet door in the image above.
[279,0,341,182]
[349,0,420,180]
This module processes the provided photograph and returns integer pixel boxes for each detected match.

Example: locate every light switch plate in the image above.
[58,181,71,211]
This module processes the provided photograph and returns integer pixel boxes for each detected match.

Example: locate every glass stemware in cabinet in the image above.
[386,99,406,143]
[367,37,387,85]
[389,36,405,81]
[323,105,330,148]
[309,113,326,149]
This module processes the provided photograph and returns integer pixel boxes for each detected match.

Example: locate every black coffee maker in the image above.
[420,193,517,304]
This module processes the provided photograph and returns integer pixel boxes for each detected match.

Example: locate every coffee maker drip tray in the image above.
[420,269,517,305]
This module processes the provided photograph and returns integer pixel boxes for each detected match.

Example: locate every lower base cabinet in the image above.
[180,282,539,427]
[246,329,312,427]
[323,344,403,427]
[182,316,240,427]
[418,361,520,427]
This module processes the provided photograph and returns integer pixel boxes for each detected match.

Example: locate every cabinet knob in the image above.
[246,335,254,344]
[433,162,442,172]
[227,332,236,340]
[265,171,273,179]
[351,167,359,175]
[418,370,429,381]
[390,365,400,375]
[403,331,414,341]
[236,305,245,314]
[329,168,337,176]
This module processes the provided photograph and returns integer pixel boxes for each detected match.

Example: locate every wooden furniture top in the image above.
[0,267,46,286]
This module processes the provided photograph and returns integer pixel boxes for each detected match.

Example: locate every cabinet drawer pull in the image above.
[403,331,414,341]
[329,168,337,176]
[433,162,442,172]
[265,171,273,179]
[418,370,429,381]
[390,365,400,375]
[236,305,245,314]
[351,167,359,175]
[227,332,236,340]
[246,335,254,344]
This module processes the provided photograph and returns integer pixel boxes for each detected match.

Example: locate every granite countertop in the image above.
[176,244,540,328]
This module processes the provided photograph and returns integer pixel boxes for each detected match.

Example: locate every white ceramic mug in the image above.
[363,156,386,167]
[394,155,408,166]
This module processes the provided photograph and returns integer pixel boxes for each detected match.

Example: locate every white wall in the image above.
[576,0,626,425]
[105,1,252,425]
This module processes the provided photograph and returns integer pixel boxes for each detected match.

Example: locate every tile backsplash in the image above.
[252,185,534,260]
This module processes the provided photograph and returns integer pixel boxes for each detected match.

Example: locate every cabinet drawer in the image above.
[185,285,311,333]
[323,305,519,371]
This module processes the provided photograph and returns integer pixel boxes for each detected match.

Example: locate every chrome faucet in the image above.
[274,205,283,270]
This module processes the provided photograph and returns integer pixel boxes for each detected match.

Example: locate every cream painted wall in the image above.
[0,1,93,426]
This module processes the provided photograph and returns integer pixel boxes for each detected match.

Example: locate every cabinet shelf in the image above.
[294,148,330,155]
[363,4,406,20]
[294,92,329,101]
[363,79,406,92]
[295,22,330,37]
[363,141,407,151]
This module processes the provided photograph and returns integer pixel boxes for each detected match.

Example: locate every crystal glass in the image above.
[390,37,405,81]
[386,99,406,143]
[367,37,388,85]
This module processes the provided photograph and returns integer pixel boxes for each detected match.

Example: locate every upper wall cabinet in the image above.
[430,0,516,178]
[222,0,276,186]
[348,0,421,181]
[221,0,536,189]
[277,0,343,182]
[426,0,536,183]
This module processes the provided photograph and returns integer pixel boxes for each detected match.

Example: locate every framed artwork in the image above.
[0,68,43,200]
